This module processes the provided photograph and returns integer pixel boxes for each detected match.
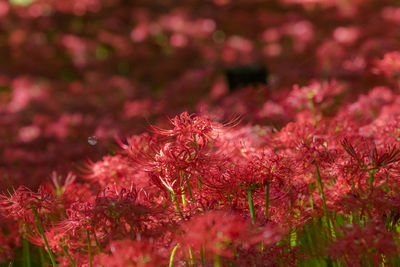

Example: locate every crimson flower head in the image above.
[83,155,149,189]
[50,171,76,196]
[61,187,152,239]
[286,80,343,111]
[123,132,158,161]
[179,211,249,257]
[152,112,222,150]
[61,201,94,237]
[341,138,400,171]
[374,51,400,78]
[329,221,397,267]
[94,239,167,267]
[92,188,151,232]
[0,186,55,223]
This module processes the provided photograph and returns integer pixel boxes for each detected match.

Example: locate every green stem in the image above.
[200,246,205,266]
[181,185,187,206]
[39,246,45,267]
[198,176,203,190]
[214,254,221,267]
[188,247,194,265]
[87,230,92,267]
[315,165,334,238]
[185,174,193,201]
[169,243,180,267]
[61,246,76,267]
[247,189,256,224]
[265,181,270,220]
[368,170,376,193]
[32,209,57,267]
[193,134,198,150]
[22,238,31,267]
[289,228,297,247]
[93,231,101,253]
[169,190,183,219]
[228,194,233,210]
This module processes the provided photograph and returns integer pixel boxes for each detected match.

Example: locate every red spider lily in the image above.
[178,210,281,259]
[329,221,397,267]
[83,155,150,190]
[151,112,220,151]
[4,0,400,265]
[60,187,154,240]
[94,239,167,267]
[50,171,76,195]
[248,150,295,184]
[341,137,400,172]
[146,143,200,195]
[287,80,344,112]
[92,188,152,232]
[368,144,400,171]
[178,211,249,258]
[0,186,56,224]
[235,244,300,267]
[374,51,400,78]
[29,224,81,253]
[332,188,397,221]
[199,159,245,206]
[122,133,159,162]
[60,201,94,237]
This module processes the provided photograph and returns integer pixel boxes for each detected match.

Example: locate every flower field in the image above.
[2,0,400,266]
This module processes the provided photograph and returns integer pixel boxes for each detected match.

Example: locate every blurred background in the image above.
[1,0,400,190]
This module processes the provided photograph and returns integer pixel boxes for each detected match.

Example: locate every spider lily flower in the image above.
[94,239,167,267]
[0,186,56,224]
[329,221,397,267]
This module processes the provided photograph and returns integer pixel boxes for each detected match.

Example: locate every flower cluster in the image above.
[2,0,400,266]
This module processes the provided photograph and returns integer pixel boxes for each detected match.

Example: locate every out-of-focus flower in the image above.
[374,51,400,78]
[329,221,397,267]
[179,211,249,257]
[94,239,167,267]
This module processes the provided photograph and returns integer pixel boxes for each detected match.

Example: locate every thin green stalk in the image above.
[265,181,270,219]
[228,194,233,210]
[200,246,206,267]
[39,246,45,267]
[214,254,221,267]
[169,190,183,219]
[87,229,92,267]
[315,165,334,238]
[247,189,256,224]
[32,209,57,267]
[289,228,297,247]
[185,174,193,201]
[304,226,315,256]
[61,246,76,267]
[368,170,376,193]
[193,134,198,150]
[93,231,101,253]
[198,176,203,190]
[169,243,180,267]
[181,185,187,206]
[188,248,194,265]
[22,238,31,267]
